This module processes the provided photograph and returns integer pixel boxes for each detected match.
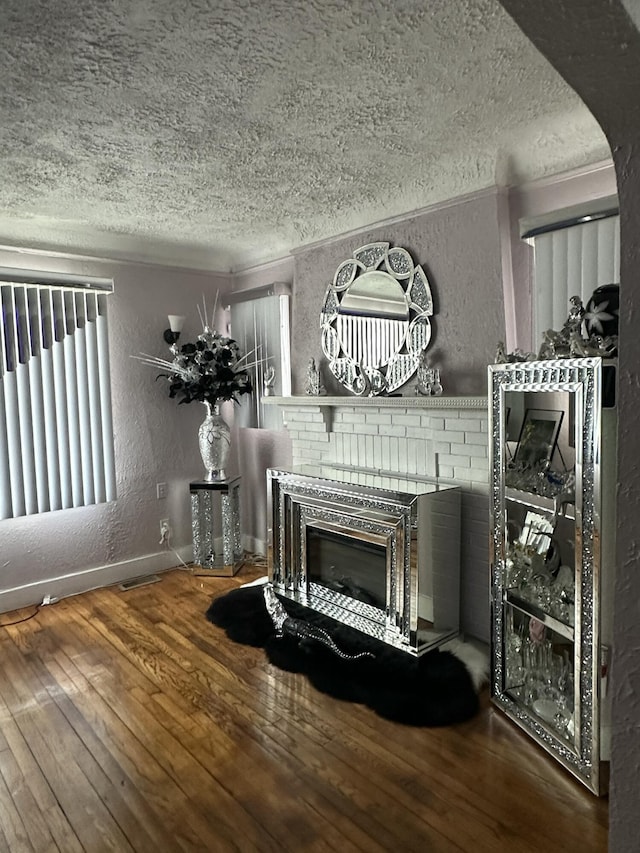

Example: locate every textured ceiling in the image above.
[0,0,611,272]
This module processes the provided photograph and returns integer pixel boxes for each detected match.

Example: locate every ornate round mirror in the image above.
[320,242,434,395]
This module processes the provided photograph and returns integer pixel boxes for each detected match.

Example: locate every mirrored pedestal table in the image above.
[190,477,243,576]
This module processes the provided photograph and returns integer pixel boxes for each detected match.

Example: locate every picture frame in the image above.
[513,408,564,469]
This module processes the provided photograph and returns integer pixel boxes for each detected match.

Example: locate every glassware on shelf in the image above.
[431,368,443,396]
[416,353,443,396]
[510,627,575,740]
[505,636,525,697]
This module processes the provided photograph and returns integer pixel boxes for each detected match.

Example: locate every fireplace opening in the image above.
[306,527,386,610]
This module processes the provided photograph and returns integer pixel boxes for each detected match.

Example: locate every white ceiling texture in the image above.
[0,0,611,272]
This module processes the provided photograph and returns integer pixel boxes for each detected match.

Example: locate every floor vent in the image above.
[119,574,162,591]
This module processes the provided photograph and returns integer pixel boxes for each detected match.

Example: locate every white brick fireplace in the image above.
[264,395,490,642]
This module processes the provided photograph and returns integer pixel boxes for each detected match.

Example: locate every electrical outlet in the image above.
[156,482,167,499]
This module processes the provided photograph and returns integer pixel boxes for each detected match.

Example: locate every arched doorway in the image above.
[497,2,640,848]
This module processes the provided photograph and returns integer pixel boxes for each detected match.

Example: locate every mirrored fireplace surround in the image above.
[264,394,490,643]
[268,466,462,656]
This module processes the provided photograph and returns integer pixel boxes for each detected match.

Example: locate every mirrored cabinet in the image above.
[488,357,617,795]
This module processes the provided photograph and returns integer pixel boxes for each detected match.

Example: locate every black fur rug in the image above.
[205,585,480,727]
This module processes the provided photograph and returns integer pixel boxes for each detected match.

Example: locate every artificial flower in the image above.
[135,297,259,407]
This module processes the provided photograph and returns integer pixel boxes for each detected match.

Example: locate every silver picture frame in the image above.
[513,407,564,469]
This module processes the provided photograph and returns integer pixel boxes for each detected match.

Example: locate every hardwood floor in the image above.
[0,565,608,852]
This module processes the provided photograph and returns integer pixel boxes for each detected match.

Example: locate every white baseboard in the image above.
[0,547,193,614]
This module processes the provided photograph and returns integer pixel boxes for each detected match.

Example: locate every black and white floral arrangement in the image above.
[135,296,258,408]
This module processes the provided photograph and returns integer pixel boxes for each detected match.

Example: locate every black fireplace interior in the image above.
[306,527,386,609]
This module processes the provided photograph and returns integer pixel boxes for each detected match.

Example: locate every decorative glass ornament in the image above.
[584,283,619,339]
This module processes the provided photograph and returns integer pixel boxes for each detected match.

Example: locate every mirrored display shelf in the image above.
[504,590,574,641]
[489,357,616,796]
[504,487,575,521]
[502,606,576,745]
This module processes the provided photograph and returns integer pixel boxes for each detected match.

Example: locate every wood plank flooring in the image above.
[0,565,608,852]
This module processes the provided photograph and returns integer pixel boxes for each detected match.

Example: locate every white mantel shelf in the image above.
[262,394,490,488]
[262,395,488,409]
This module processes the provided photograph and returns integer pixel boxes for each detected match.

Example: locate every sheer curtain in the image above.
[229,287,291,431]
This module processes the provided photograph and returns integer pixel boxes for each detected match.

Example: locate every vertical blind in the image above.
[0,278,116,520]
[529,213,620,348]
[230,289,291,431]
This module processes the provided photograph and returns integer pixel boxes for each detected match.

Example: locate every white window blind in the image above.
[229,285,291,431]
[0,272,116,520]
[522,201,620,348]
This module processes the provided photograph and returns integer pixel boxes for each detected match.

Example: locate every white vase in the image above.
[198,402,231,481]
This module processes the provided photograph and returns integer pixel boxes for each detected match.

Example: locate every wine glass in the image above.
[431,368,443,396]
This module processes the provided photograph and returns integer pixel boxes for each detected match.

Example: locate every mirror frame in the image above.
[320,242,434,396]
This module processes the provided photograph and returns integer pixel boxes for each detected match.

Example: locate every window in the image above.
[228,284,291,431]
[521,197,620,347]
[0,269,116,519]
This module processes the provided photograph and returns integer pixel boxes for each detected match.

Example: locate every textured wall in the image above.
[610,147,640,849]
[292,189,506,397]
